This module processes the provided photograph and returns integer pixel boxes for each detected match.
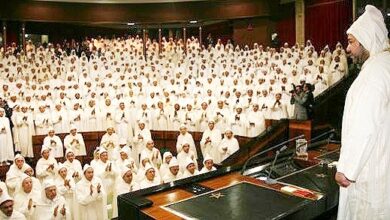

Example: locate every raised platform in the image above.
[162,181,311,220]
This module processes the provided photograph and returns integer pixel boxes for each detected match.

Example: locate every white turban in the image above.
[42,179,56,189]
[347,5,389,55]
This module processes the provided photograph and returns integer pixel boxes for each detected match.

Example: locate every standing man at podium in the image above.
[336,5,390,219]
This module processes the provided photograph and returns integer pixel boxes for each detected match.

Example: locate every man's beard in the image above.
[354,46,370,64]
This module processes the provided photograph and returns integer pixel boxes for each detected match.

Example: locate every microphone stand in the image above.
[241,134,305,175]
[265,145,288,184]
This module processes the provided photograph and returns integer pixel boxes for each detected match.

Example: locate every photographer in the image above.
[290,83,314,120]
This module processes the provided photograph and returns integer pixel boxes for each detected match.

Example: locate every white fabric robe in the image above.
[51,109,70,134]
[6,164,28,195]
[33,194,70,220]
[0,210,26,220]
[200,128,222,158]
[15,113,35,158]
[34,112,52,135]
[14,188,41,220]
[247,110,266,137]
[176,132,197,158]
[55,176,76,220]
[100,133,119,159]
[337,51,390,220]
[36,157,58,182]
[63,133,86,156]
[75,176,108,220]
[0,115,14,162]
[43,135,64,158]
[115,110,134,143]
[217,136,240,163]
[62,159,83,182]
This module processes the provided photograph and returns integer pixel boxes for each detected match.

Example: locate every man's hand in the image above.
[60,205,66,216]
[335,172,352,188]
[54,205,59,217]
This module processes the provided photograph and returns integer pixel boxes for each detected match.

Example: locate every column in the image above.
[183,27,187,54]
[199,26,202,46]
[158,28,162,54]
[142,28,146,59]
[295,0,305,46]
[2,21,6,51]
[21,22,26,51]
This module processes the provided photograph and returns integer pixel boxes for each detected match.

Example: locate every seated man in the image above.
[43,127,64,159]
[217,128,240,163]
[162,158,182,183]
[63,125,86,156]
[100,126,119,159]
[36,146,58,182]
[200,155,217,174]
[34,179,69,219]
[0,194,26,220]
[75,165,107,220]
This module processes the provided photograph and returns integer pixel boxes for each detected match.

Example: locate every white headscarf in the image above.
[347,5,389,56]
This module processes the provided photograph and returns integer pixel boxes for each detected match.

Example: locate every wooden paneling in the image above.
[0,0,271,24]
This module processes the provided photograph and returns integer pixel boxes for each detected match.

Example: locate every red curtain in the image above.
[275,3,296,46]
[305,0,353,51]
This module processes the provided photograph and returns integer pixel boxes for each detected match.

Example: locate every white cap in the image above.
[347,5,389,55]
[42,179,56,189]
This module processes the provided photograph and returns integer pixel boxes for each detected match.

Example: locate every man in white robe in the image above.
[335,5,390,220]
[92,149,118,216]
[33,179,70,220]
[152,101,169,130]
[6,155,28,196]
[83,99,102,132]
[0,194,26,220]
[177,142,198,172]
[115,102,133,144]
[75,165,107,220]
[34,105,52,135]
[63,125,86,156]
[199,155,217,174]
[43,128,64,158]
[200,121,222,158]
[36,146,58,182]
[13,174,40,220]
[229,106,248,137]
[51,103,70,134]
[100,126,119,159]
[176,124,198,158]
[15,106,35,158]
[0,108,14,163]
[140,140,162,168]
[162,158,182,183]
[68,103,84,131]
[247,104,266,137]
[112,168,139,218]
[217,128,240,163]
[61,149,82,183]
[55,164,76,220]
[132,121,152,165]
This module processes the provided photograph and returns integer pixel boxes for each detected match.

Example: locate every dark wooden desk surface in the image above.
[141,143,340,219]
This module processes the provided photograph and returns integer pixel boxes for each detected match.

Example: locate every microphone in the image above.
[265,145,288,185]
[241,134,304,175]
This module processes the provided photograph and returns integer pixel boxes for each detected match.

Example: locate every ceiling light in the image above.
[127,22,135,26]
[189,20,198,24]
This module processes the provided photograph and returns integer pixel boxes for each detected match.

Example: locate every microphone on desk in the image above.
[265,145,288,185]
[241,134,305,175]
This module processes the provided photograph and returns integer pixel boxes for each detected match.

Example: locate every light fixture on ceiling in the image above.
[387,12,390,17]
[189,20,198,24]
[127,22,135,26]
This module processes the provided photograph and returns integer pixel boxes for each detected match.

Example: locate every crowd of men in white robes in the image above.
[0,35,347,164]
[0,36,348,219]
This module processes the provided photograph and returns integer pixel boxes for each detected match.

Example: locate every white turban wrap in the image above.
[347,5,389,56]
